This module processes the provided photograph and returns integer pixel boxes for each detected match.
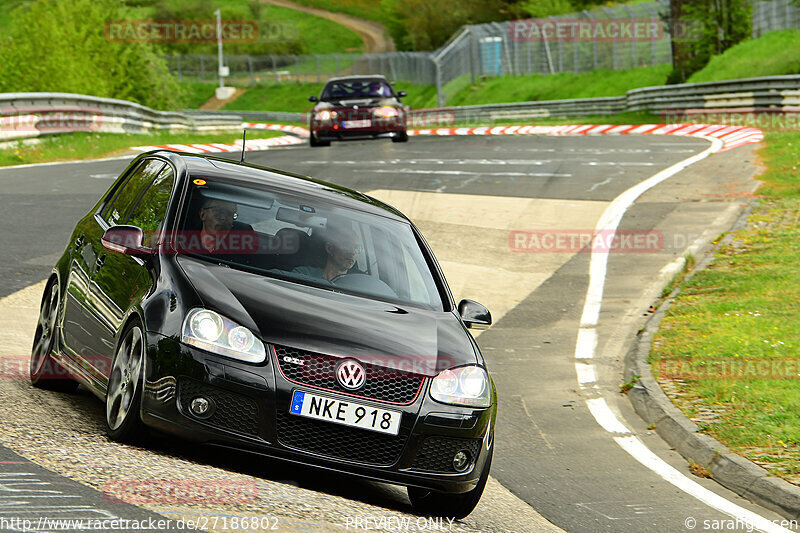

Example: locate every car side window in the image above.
[126,165,176,247]
[101,159,165,226]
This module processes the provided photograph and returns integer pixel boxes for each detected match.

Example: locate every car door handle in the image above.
[75,235,85,248]
[95,255,105,269]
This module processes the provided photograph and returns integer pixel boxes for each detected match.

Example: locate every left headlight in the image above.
[429,365,491,408]
[373,106,399,119]
[181,308,266,364]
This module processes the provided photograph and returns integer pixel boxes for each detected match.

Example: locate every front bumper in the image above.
[310,114,406,142]
[141,333,495,494]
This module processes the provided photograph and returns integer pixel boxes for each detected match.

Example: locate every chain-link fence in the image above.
[431,1,671,105]
[752,0,800,36]
[165,52,435,86]
[167,0,800,107]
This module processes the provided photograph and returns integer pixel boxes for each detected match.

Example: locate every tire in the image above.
[105,320,147,443]
[309,134,330,147]
[30,279,79,392]
[408,445,493,519]
[392,131,409,143]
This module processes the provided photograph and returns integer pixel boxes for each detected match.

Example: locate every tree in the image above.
[521,0,575,18]
[0,0,183,109]
[380,0,529,51]
[666,0,752,83]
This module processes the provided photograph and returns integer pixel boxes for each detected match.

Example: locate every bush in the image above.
[0,0,183,109]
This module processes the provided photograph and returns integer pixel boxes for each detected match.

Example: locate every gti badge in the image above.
[283,355,304,366]
[336,359,366,390]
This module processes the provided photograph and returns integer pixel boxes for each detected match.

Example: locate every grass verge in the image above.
[444,65,671,106]
[0,130,283,167]
[284,0,385,24]
[221,81,436,113]
[688,30,800,84]
[207,66,667,113]
[649,130,800,484]
[259,3,363,54]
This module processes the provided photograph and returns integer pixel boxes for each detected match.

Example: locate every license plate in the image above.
[289,390,401,435]
[343,119,371,129]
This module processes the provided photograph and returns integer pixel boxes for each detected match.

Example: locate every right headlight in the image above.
[314,110,337,122]
[429,365,491,408]
[181,308,266,364]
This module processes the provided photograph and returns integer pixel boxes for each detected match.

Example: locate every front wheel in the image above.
[408,445,493,519]
[30,279,78,392]
[309,133,330,147]
[392,131,409,143]
[105,320,146,443]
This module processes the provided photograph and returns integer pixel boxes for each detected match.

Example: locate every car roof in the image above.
[323,75,391,85]
[153,150,408,222]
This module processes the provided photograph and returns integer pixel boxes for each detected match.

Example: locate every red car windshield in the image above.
[322,80,393,100]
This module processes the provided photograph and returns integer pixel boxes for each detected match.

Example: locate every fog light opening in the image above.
[453,450,470,472]
[190,396,215,419]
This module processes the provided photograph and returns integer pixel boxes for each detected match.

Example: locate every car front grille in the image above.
[273,344,424,405]
[178,378,260,437]
[411,436,482,473]
[276,411,407,466]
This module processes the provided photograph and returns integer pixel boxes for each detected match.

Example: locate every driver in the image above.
[197,198,256,255]
[293,225,361,281]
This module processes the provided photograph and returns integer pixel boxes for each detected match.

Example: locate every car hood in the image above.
[177,256,478,376]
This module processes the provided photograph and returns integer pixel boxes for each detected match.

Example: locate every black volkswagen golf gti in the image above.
[31,150,496,518]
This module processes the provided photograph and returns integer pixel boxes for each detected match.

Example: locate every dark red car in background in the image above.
[308,75,408,147]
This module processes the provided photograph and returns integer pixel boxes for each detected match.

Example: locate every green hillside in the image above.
[688,29,800,83]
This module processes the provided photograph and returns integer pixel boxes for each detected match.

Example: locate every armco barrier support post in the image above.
[584,10,598,70]
[623,5,636,67]
[644,3,658,66]
[434,57,445,108]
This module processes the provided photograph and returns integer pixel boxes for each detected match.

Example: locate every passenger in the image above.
[368,81,383,96]
[293,226,361,281]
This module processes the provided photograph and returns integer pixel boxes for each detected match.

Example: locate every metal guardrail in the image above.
[182,109,306,124]
[626,75,800,112]
[0,92,243,143]
[2,75,799,144]
[408,74,800,125]
[410,97,627,125]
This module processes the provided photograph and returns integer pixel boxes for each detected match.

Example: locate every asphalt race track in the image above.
[0,134,789,532]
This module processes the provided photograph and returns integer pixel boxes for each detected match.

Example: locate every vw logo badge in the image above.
[336,359,366,390]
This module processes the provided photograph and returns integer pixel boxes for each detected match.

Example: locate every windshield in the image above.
[177,178,444,310]
[321,79,393,100]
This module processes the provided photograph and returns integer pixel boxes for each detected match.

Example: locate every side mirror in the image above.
[458,299,491,329]
[102,226,151,256]
[308,95,318,102]
[397,90,407,98]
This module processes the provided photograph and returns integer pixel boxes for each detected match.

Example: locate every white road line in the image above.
[575,328,597,359]
[357,169,572,177]
[615,437,792,533]
[575,363,597,386]
[573,134,791,533]
[0,155,131,170]
[586,398,631,434]
[588,177,613,192]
